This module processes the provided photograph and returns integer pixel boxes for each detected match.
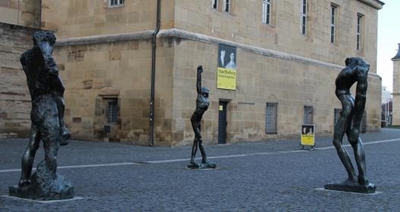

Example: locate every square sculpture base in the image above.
[324,182,376,194]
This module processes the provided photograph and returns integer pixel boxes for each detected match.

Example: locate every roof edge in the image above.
[357,0,384,10]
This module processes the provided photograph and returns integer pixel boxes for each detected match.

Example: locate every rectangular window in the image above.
[212,0,218,9]
[109,0,125,7]
[330,4,337,43]
[304,106,313,124]
[107,98,118,123]
[266,103,278,134]
[223,0,230,13]
[300,0,307,35]
[262,0,271,25]
[356,13,363,50]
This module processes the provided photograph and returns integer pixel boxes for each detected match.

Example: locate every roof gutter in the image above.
[149,0,161,146]
[357,0,384,10]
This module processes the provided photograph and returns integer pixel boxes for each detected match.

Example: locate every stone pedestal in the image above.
[324,182,376,194]
[9,161,74,200]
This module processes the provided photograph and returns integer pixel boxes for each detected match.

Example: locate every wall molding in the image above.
[357,0,384,10]
[56,28,380,78]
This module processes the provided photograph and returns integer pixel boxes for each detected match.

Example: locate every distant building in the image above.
[391,44,400,126]
[382,86,392,104]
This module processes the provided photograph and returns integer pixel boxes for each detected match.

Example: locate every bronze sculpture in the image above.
[187,66,216,169]
[9,31,74,200]
[325,57,375,193]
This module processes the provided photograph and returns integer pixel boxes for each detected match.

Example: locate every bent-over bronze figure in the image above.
[325,57,375,193]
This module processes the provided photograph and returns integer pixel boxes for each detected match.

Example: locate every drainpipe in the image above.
[38,0,42,29]
[149,0,161,146]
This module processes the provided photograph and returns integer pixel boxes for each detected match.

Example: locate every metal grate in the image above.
[304,105,313,124]
[265,102,278,134]
[107,98,118,123]
[109,0,125,7]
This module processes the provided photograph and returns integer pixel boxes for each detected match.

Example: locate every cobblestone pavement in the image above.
[1,128,400,211]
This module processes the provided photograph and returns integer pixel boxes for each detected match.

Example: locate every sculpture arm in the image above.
[196,65,203,94]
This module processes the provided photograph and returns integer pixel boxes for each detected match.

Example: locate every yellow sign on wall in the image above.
[217,67,236,90]
[217,44,237,90]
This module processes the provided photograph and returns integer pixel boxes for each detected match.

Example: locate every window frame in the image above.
[356,13,364,51]
[265,102,278,134]
[262,0,272,25]
[106,98,118,124]
[109,0,125,7]
[303,105,313,124]
[330,4,338,44]
[223,0,230,13]
[212,0,218,9]
[300,0,307,35]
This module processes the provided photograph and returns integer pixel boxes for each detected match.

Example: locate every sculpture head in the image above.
[201,87,209,98]
[345,57,370,71]
[33,31,57,57]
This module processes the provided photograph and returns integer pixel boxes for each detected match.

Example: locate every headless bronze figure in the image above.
[325,57,375,193]
[188,66,216,169]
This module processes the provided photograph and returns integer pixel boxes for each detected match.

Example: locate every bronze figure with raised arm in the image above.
[187,65,216,169]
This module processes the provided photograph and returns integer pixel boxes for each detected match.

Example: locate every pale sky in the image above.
[377,0,400,92]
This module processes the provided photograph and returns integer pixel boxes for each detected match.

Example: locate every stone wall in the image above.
[173,0,380,74]
[41,0,174,39]
[169,37,381,146]
[0,22,37,137]
[0,0,41,28]
[54,34,175,145]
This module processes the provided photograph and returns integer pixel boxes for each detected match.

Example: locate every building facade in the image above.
[18,0,383,146]
[0,0,41,137]
[391,44,400,126]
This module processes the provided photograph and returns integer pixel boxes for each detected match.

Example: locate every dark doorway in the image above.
[218,101,228,144]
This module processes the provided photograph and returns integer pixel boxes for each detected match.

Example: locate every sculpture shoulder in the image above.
[20,49,35,66]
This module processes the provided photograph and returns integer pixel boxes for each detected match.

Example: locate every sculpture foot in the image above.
[358,175,369,185]
[60,127,71,146]
[18,179,31,188]
[324,178,376,193]
[200,161,217,169]
[187,162,200,169]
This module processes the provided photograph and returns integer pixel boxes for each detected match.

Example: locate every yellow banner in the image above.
[217,67,236,90]
[301,135,315,146]
[301,124,315,146]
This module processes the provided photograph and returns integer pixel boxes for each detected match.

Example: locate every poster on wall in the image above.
[217,44,236,90]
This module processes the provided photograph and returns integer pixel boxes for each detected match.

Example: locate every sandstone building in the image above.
[391,44,400,126]
[2,0,384,146]
[0,0,41,137]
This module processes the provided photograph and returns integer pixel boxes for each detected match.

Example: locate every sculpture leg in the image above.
[332,97,357,182]
[190,139,198,164]
[190,119,201,164]
[56,96,71,146]
[19,124,40,187]
[198,139,208,164]
[349,136,368,185]
[40,118,60,177]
